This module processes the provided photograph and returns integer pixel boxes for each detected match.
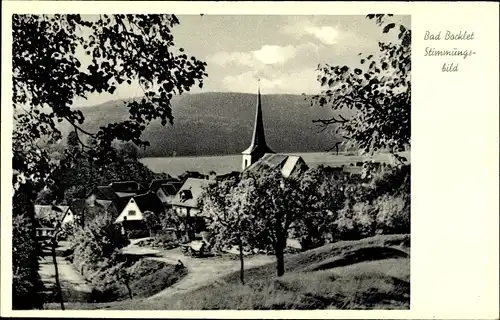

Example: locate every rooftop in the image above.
[170,178,215,209]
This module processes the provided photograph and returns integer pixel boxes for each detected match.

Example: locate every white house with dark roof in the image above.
[34,205,75,237]
[115,191,165,224]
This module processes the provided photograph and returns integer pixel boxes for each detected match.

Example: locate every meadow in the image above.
[139,151,411,177]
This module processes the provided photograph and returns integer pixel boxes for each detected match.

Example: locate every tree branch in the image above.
[312,114,350,129]
[63,116,96,137]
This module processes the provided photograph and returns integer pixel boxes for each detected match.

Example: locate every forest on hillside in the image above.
[36,93,353,158]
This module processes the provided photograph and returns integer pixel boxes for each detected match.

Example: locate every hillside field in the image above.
[46,234,410,310]
[36,92,355,158]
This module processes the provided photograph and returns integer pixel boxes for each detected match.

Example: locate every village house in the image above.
[114,191,165,228]
[85,181,146,215]
[34,205,74,238]
[171,178,215,217]
[148,178,182,208]
[170,178,216,240]
[70,198,118,226]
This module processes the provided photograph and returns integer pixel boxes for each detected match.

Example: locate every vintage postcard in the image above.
[1,1,498,319]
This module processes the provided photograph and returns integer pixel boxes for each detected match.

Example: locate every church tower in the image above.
[241,82,274,171]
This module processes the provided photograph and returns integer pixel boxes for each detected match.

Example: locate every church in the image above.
[241,84,308,178]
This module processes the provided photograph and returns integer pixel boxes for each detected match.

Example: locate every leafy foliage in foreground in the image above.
[311,14,410,163]
[13,14,207,188]
[12,182,45,309]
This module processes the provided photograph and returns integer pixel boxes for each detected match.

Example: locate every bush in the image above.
[375,193,410,234]
[333,165,410,241]
[152,232,180,249]
[127,229,150,239]
[336,202,377,240]
[12,184,45,310]
[59,221,76,240]
[87,259,187,303]
[72,210,129,278]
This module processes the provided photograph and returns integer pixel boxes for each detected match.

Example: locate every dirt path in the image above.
[122,243,275,300]
[39,256,93,303]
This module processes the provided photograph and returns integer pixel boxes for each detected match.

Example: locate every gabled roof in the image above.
[245,153,308,178]
[70,199,86,217]
[170,178,215,209]
[94,186,118,201]
[215,171,241,181]
[70,198,118,221]
[95,199,115,211]
[245,153,286,172]
[115,191,138,198]
[128,192,165,214]
[109,181,144,193]
[159,183,180,196]
[34,205,70,225]
[149,178,178,191]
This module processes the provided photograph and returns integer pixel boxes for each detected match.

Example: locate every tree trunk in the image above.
[125,280,133,300]
[185,212,191,241]
[275,249,285,277]
[238,236,245,285]
[51,238,65,310]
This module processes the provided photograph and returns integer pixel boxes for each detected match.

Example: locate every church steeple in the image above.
[241,81,274,171]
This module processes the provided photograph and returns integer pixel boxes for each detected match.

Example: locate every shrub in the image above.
[87,259,187,302]
[12,181,45,310]
[336,202,377,240]
[375,193,410,234]
[152,232,180,249]
[127,229,150,239]
[12,213,45,309]
[59,221,76,240]
[72,210,129,275]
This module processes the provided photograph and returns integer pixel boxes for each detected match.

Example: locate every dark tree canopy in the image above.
[13,14,207,187]
[311,14,410,163]
[66,131,79,148]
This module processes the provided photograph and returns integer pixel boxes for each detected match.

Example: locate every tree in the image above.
[67,131,79,149]
[117,141,139,160]
[291,166,347,249]
[13,14,207,188]
[12,178,45,310]
[143,210,161,238]
[13,15,207,308]
[238,169,304,277]
[72,209,128,271]
[199,177,250,284]
[311,14,410,165]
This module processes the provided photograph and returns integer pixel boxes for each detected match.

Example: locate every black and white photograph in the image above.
[10,11,411,311]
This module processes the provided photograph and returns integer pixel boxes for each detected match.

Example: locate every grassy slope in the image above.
[45,234,409,310]
[44,259,187,309]
[90,259,188,303]
[118,234,410,310]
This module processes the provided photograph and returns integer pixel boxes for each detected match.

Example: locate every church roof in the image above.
[244,153,308,178]
[242,85,274,155]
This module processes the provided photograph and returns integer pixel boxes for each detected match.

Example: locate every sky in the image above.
[74,15,410,107]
